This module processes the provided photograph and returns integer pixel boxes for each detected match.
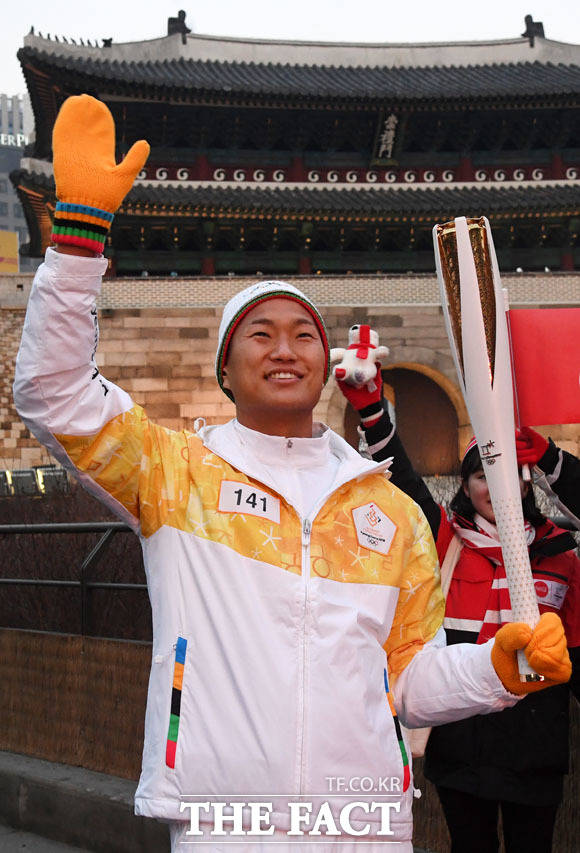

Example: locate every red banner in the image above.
[508,308,580,427]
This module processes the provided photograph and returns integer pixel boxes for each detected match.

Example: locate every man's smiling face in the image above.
[222,297,327,437]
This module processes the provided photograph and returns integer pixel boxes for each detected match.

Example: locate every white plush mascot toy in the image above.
[330,324,390,388]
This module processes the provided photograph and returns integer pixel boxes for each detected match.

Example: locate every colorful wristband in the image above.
[51,202,114,254]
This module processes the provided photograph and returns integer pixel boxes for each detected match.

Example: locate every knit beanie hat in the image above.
[216,280,330,401]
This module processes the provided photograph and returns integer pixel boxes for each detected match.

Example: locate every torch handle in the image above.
[487,489,542,681]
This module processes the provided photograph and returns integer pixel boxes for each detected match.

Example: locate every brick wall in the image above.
[3,269,580,311]
[1,270,579,469]
[0,302,467,469]
[0,308,54,469]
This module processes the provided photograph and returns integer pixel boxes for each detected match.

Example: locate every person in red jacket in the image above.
[339,367,580,853]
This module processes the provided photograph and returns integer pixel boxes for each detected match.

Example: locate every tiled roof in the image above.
[14,169,580,218]
[129,182,580,217]
[18,45,580,101]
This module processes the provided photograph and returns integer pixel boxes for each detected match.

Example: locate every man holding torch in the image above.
[13,95,573,850]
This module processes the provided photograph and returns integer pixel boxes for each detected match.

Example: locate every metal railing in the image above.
[0,521,144,636]
[1,506,576,638]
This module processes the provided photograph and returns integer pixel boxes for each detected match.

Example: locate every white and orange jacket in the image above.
[14,250,519,842]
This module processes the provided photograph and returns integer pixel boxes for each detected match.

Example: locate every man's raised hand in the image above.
[51,94,150,254]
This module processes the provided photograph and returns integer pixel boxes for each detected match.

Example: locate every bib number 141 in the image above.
[218,480,280,523]
[234,489,267,512]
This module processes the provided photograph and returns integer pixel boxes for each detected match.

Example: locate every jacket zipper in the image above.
[199,427,393,510]
[297,518,312,794]
[199,431,393,796]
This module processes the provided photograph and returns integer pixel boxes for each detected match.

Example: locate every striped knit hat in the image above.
[216,280,330,401]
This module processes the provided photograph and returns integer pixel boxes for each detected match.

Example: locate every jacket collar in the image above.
[197,418,391,510]
[232,419,333,469]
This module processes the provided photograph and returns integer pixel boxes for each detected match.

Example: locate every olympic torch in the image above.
[433,216,541,681]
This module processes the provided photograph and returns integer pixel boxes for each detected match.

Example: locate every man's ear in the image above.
[222,368,230,390]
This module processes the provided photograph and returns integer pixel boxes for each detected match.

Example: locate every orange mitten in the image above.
[491,612,571,695]
[51,94,150,253]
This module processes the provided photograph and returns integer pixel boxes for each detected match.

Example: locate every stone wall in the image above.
[1,270,579,470]
[0,307,53,470]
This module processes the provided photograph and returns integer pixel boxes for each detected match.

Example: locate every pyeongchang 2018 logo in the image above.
[352,502,397,556]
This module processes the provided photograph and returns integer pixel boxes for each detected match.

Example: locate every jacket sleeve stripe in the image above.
[166,637,188,769]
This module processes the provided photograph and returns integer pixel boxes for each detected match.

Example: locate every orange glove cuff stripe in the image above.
[52,202,113,253]
[50,232,107,253]
[54,210,112,228]
[55,202,114,223]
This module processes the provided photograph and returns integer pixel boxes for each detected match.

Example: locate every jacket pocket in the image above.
[165,636,188,769]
